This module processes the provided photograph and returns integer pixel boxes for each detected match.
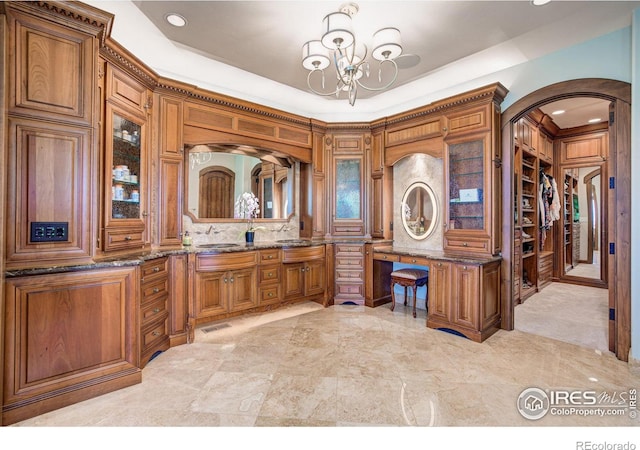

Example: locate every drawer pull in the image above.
[230,277,234,282]
[463,242,468,247]
[152,331,161,337]
[383,255,387,259]
[268,255,273,259]
[224,277,228,283]
[153,308,160,313]
[463,266,468,270]
[268,272,273,277]
[268,292,274,297]
[153,288,159,293]
[153,267,160,272]
[124,236,132,241]
[412,259,416,263]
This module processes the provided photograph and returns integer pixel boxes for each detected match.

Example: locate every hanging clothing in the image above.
[550,177,561,221]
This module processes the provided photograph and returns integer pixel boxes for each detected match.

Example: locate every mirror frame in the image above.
[183,145,297,224]
[401,181,438,240]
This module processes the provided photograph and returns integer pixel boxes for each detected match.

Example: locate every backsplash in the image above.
[393,153,444,250]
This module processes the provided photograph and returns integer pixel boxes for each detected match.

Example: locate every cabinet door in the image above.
[157,158,183,246]
[169,254,188,340]
[194,270,227,318]
[283,262,305,299]
[427,261,452,321]
[103,104,148,250]
[452,264,480,329]
[305,259,326,297]
[227,267,258,312]
[443,132,492,253]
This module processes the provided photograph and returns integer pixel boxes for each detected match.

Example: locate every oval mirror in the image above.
[401,182,438,240]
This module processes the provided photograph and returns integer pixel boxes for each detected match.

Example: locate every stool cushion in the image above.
[390,268,428,280]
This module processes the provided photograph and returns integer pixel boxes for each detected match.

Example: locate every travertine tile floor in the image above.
[11,283,640,430]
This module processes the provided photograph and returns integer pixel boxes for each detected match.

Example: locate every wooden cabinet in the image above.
[194,252,258,325]
[169,254,189,346]
[103,66,151,253]
[2,267,141,425]
[327,132,369,236]
[443,130,499,255]
[560,132,608,165]
[3,3,106,269]
[334,242,365,305]
[139,258,170,368]
[258,249,282,306]
[369,127,393,239]
[155,87,186,247]
[426,260,501,342]
[427,260,453,323]
[282,246,326,302]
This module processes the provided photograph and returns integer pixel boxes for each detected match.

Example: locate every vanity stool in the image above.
[390,268,429,318]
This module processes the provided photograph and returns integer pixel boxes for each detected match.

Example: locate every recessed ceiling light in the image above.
[588,118,602,124]
[552,110,565,115]
[531,0,551,6]
[166,13,187,27]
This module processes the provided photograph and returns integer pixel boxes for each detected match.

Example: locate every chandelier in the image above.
[301,2,403,106]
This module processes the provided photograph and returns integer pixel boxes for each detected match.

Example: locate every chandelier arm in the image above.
[355,59,399,92]
[306,70,341,97]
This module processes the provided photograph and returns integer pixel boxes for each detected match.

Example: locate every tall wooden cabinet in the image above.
[443,101,502,257]
[102,64,152,253]
[3,3,110,269]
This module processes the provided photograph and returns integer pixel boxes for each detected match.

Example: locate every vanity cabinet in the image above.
[139,257,170,368]
[334,242,365,305]
[102,64,152,253]
[194,252,258,325]
[282,246,326,302]
[258,249,282,306]
[426,260,501,342]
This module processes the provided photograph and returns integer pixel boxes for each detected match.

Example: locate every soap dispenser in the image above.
[182,231,192,246]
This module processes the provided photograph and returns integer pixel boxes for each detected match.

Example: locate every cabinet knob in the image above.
[153,288,159,293]
[224,277,228,283]
[124,236,132,241]
[152,331,161,337]
[463,266,468,270]
[153,308,160,313]
[412,259,416,263]
[230,277,234,282]
[268,272,273,277]
[268,292,274,297]
[383,255,387,259]
[268,255,273,259]
[153,267,160,272]
[463,242,468,247]
[437,262,442,267]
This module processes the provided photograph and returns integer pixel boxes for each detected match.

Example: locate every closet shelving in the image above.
[519,147,538,299]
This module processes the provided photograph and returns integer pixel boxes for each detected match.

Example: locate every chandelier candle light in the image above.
[302,2,403,106]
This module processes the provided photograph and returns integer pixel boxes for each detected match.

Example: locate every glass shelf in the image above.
[110,112,142,221]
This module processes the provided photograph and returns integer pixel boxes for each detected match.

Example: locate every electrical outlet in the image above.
[30,222,69,242]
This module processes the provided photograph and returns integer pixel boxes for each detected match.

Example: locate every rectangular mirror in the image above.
[185,145,295,223]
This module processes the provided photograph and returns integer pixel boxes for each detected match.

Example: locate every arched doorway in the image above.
[500,79,631,361]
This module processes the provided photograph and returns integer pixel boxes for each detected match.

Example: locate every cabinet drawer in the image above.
[335,256,364,269]
[259,265,281,283]
[141,277,169,304]
[141,318,169,351]
[399,255,430,266]
[445,105,489,135]
[140,257,168,282]
[141,297,168,326]
[104,228,144,251]
[336,270,364,282]
[444,236,489,253]
[260,285,281,305]
[197,251,257,271]
[373,253,399,262]
[336,282,364,296]
[282,245,325,263]
[335,244,364,256]
[259,249,281,263]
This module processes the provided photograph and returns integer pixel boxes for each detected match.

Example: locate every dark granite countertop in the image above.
[373,245,502,265]
[5,238,393,277]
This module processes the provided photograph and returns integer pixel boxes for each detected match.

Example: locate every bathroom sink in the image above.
[276,239,310,244]
[197,243,238,249]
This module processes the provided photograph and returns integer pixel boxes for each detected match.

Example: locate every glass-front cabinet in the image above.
[443,131,496,255]
[103,104,148,251]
